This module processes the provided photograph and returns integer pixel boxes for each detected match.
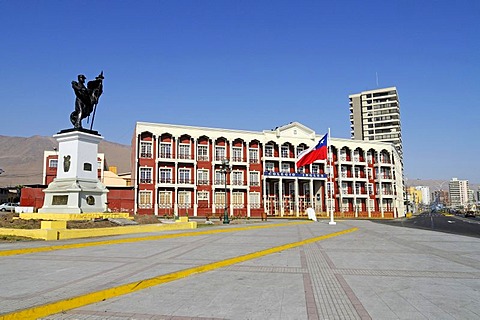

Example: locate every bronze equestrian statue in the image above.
[70,71,104,130]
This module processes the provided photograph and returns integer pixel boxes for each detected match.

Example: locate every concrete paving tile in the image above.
[3,220,480,320]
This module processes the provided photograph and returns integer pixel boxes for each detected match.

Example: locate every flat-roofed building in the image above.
[349,87,402,160]
[132,121,405,219]
[449,177,469,208]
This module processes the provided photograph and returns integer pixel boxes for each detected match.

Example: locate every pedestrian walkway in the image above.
[1,220,479,319]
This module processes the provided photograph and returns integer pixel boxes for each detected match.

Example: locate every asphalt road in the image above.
[373,211,480,238]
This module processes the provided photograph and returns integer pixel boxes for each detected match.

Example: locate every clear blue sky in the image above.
[1,1,479,182]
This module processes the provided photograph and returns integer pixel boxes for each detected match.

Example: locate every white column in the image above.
[279,178,284,217]
[294,178,299,217]
[193,137,198,217]
[309,179,314,214]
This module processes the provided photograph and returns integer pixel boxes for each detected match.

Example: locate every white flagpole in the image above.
[328,128,336,225]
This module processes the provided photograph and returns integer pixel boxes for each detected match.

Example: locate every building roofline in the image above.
[348,86,397,97]
[136,121,261,136]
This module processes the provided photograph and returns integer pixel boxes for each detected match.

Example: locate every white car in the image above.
[0,202,19,212]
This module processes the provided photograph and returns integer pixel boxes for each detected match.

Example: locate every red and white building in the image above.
[20,152,134,213]
[132,122,405,218]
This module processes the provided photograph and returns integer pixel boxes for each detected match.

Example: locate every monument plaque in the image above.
[52,195,68,205]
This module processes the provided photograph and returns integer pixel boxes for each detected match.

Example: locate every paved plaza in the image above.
[0,219,479,320]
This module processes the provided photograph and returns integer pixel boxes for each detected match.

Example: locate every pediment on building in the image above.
[271,122,316,139]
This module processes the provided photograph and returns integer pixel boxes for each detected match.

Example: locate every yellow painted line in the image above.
[0,227,358,320]
[0,221,311,257]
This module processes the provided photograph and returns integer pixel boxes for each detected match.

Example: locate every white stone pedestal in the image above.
[39,129,109,214]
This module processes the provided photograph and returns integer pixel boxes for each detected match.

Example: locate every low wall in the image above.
[19,212,132,221]
[15,206,34,214]
[0,220,197,241]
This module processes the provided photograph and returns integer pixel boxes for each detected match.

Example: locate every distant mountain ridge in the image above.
[1,135,477,193]
[0,135,131,187]
[406,179,478,191]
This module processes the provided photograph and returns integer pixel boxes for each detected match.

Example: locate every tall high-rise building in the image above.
[448,177,469,208]
[349,87,402,159]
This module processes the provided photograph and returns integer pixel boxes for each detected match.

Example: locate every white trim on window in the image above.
[139,167,153,184]
[139,190,152,209]
[197,169,209,185]
[140,141,153,158]
[49,159,58,168]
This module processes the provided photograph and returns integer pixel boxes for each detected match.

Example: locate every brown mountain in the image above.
[0,135,131,187]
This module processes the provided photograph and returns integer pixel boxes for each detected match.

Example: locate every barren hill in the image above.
[0,135,131,187]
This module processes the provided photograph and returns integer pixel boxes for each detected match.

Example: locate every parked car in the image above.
[0,202,19,212]
[464,211,476,218]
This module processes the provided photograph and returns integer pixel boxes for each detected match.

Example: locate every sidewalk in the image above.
[1,220,479,320]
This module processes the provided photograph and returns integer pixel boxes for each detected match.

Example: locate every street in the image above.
[374,211,480,238]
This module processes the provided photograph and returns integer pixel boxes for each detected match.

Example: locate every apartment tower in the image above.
[349,87,402,160]
[448,177,469,208]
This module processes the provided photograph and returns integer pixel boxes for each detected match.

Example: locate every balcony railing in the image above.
[197,179,210,185]
[231,180,246,186]
[232,156,244,162]
[178,178,193,184]
[341,172,353,178]
[140,152,152,158]
[249,158,259,164]
[159,152,172,159]
[140,178,152,184]
[178,154,193,160]
[250,181,260,186]
[159,178,172,184]
[138,203,152,209]
[197,155,209,161]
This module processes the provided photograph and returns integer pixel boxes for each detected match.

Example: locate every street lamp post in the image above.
[221,158,231,224]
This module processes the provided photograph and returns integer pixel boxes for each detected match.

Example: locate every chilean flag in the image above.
[296,133,328,168]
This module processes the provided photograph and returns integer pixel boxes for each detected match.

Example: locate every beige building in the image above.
[449,178,469,208]
[349,87,402,160]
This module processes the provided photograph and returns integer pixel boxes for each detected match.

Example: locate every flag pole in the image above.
[328,127,336,225]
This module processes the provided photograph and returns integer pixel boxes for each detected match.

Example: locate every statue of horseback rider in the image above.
[70,71,104,129]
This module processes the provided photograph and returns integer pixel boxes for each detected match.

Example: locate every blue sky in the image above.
[1,1,479,182]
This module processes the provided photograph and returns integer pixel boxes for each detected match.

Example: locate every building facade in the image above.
[132,122,405,218]
[432,190,449,207]
[448,178,469,208]
[349,87,403,160]
[416,186,431,205]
